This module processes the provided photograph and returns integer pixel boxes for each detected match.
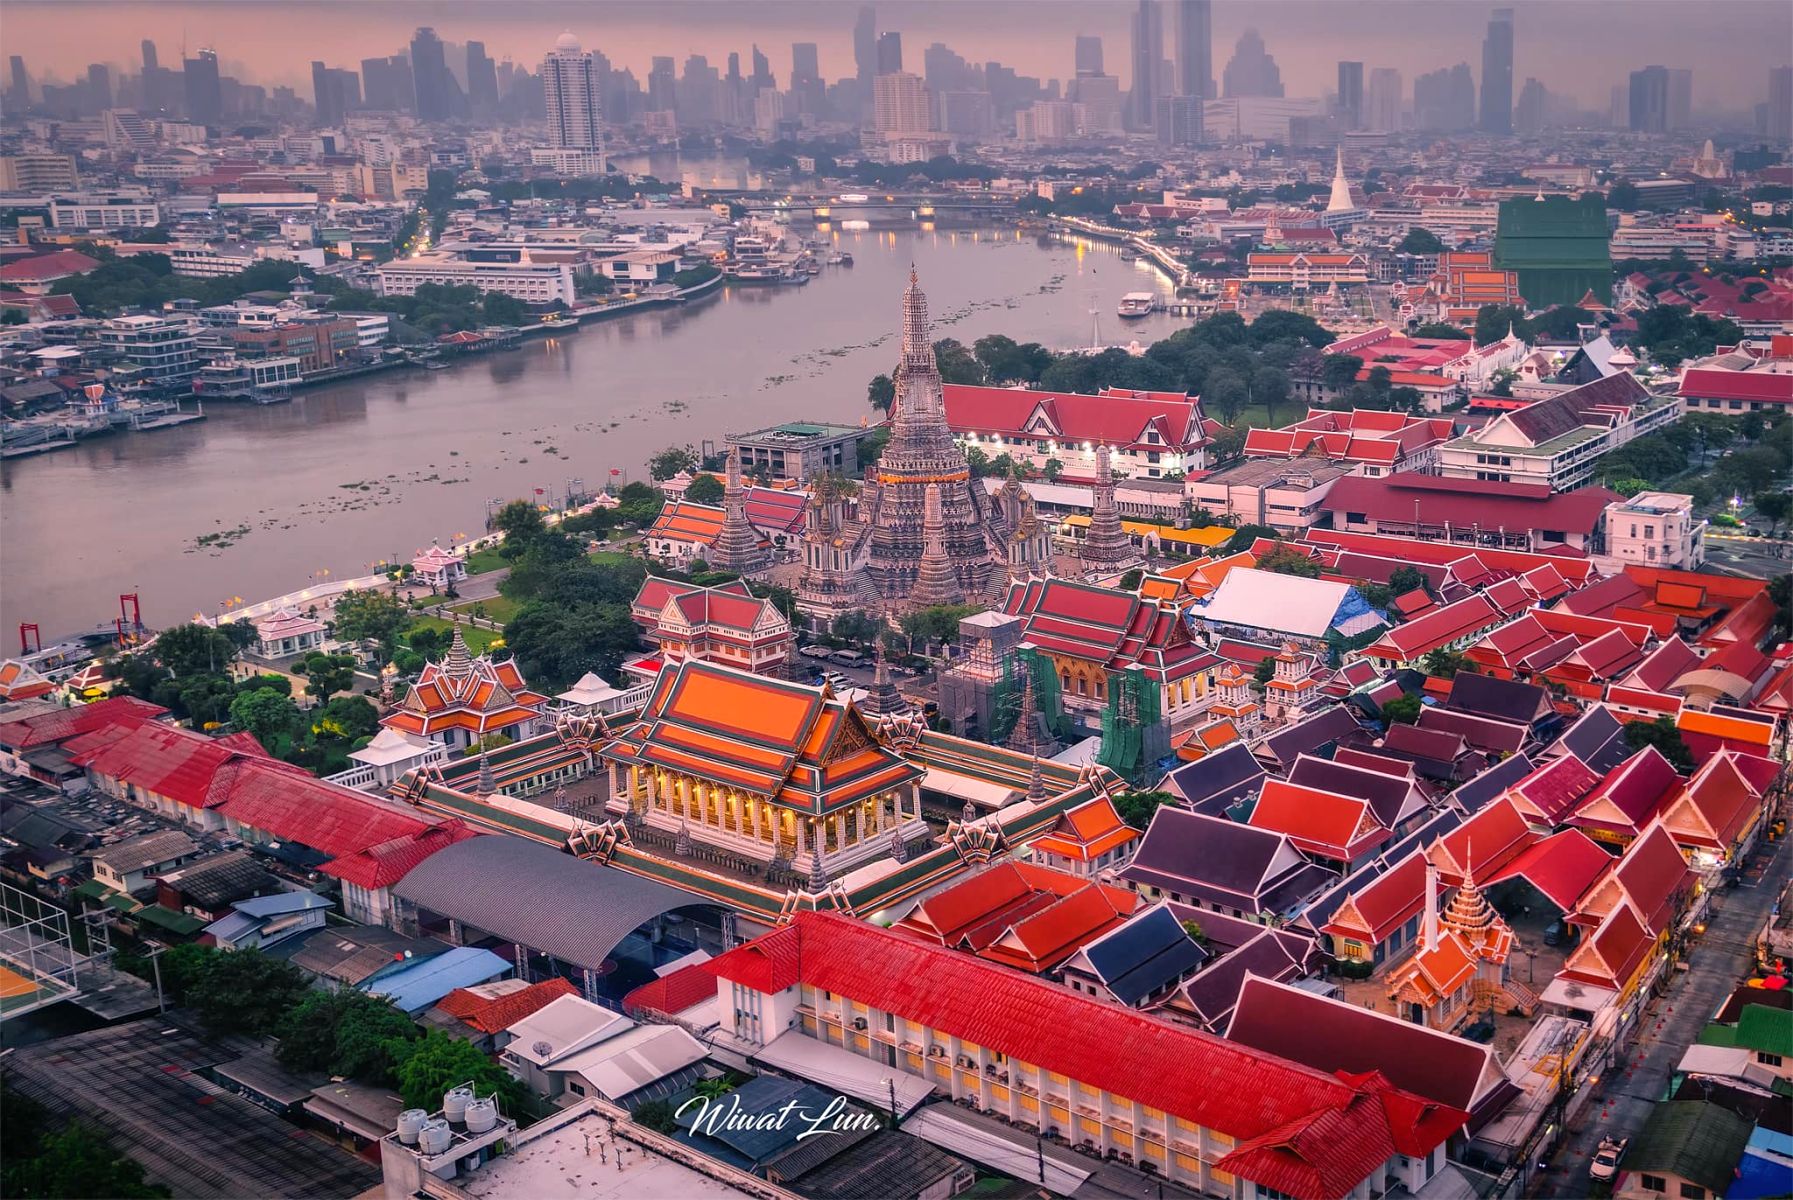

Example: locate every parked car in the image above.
[799,645,833,659]
[1543,919,1580,947]
[1589,1137,1628,1181]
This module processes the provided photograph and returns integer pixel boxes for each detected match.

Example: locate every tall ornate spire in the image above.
[1027,753,1048,801]
[900,266,934,369]
[1327,147,1356,213]
[912,484,963,606]
[858,636,910,717]
[708,446,771,572]
[476,751,496,796]
[1005,659,1058,758]
[1080,444,1139,571]
[443,625,474,678]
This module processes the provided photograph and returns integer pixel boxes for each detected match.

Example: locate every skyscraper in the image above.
[1414,64,1475,131]
[360,56,412,111]
[1336,61,1363,129]
[183,48,222,125]
[648,56,677,112]
[1075,36,1104,77]
[1667,68,1692,132]
[86,64,113,112]
[877,32,903,75]
[1478,7,1513,134]
[7,56,28,109]
[873,72,930,133]
[1629,65,1669,134]
[1155,95,1202,145]
[410,27,457,121]
[1366,67,1402,131]
[750,45,773,89]
[466,41,499,112]
[140,40,158,72]
[1176,0,1212,100]
[542,33,603,154]
[791,42,822,114]
[1771,66,1793,145]
[311,61,360,125]
[1130,0,1163,129]
[1221,29,1282,99]
[854,6,877,87]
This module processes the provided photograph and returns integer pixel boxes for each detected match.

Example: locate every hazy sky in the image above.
[4,0,1787,112]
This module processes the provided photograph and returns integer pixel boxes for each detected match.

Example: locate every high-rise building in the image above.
[1414,63,1475,131]
[1336,61,1363,129]
[1070,73,1123,134]
[873,71,930,133]
[542,32,603,154]
[87,64,113,112]
[1221,29,1282,99]
[1130,0,1163,129]
[679,54,721,124]
[1176,0,1212,100]
[1478,7,1513,134]
[6,56,29,109]
[648,56,677,112]
[1366,67,1402,131]
[939,90,994,136]
[1629,65,1669,134]
[360,56,413,111]
[140,40,158,72]
[1155,94,1202,145]
[1075,36,1104,77]
[877,31,903,75]
[750,45,773,90]
[854,6,877,86]
[1667,68,1692,132]
[1514,78,1548,134]
[466,41,499,112]
[410,27,460,121]
[790,42,822,114]
[923,43,975,92]
[311,62,360,125]
[184,48,222,125]
[1771,66,1793,145]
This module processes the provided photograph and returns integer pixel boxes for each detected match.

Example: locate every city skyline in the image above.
[5,0,1789,114]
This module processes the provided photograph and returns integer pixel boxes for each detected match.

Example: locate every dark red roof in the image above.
[0,250,101,282]
[1678,367,1793,406]
[437,976,578,1034]
[319,822,479,889]
[1484,830,1611,913]
[624,961,721,1018]
[0,696,167,750]
[705,911,1463,1197]
[1320,473,1619,537]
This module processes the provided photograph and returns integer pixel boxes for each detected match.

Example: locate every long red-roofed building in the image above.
[686,909,1466,1199]
[1320,473,1619,554]
[943,382,1212,481]
[1244,410,1455,477]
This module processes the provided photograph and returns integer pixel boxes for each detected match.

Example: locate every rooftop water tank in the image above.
[442,1086,474,1124]
[464,1097,498,1134]
[396,1109,428,1145]
[418,1118,453,1156]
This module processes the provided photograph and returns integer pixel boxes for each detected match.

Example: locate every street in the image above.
[1544,835,1787,1191]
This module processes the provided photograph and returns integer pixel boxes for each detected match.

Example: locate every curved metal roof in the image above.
[392,836,715,971]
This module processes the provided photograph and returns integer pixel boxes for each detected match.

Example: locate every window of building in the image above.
[1678,1184,1704,1200]
[1758,1052,1783,1067]
[1640,1173,1667,1192]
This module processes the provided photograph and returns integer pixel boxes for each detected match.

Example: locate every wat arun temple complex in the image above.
[797,270,1052,618]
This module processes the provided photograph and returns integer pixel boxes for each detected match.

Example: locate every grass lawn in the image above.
[407,616,503,654]
[449,595,520,623]
[589,549,638,566]
[463,547,507,574]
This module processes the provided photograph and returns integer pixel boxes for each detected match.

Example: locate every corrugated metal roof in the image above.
[392,836,710,972]
[367,946,511,1012]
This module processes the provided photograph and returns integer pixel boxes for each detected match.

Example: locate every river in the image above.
[3,225,1193,636]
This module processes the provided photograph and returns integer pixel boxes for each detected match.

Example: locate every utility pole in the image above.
[146,943,167,1013]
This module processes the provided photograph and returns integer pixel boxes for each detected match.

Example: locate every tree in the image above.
[1224,524,1279,553]
[185,949,309,1036]
[1529,305,1595,342]
[932,337,986,385]
[2,1121,169,1200]
[831,612,881,648]
[315,695,380,742]
[1411,322,1470,339]
[1209,422,1248,464]
[330,589,411,655]
[394,1029,528,1115]
[1113,790,1178,831]
[1380,693,1422,725]
[1488,368,1517,397]
[504,601,641,690]
[1754,491,1792,534]
[1179,919,1211,950]
[1387,565,1430,597]
[684,473,725,504]
[646,445,699,481]
[867,373,896,414]
[633,1099,679,1132]
[151,623,242,678]
[1254,366,1290,425]
[1622,717,1695,773]
[1321,353,1364,394]
[300,652,358,701]
[614,481,665,527]
[1205,366,1248,422]
[1247,309,1332,348]
[1399,227,1446,255]
[1042,457,1064,481]
[1422,648,1474,679]
[229,687,300,746]
[1474,304,1531,347]
[1607,179,1640,211]
[1256,544,1321,577]
[492,497,550,549]
[974,333,1052,383]
[1254,657,1278,685]
[278,990,419,1085]
[1366,365,1393,397]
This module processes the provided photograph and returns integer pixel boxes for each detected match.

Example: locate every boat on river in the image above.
[1117,292,1157,318]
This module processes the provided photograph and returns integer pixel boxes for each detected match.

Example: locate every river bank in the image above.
[3,226,1192,637]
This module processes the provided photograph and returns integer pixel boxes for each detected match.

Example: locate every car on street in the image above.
[1589,1136,1627,1181]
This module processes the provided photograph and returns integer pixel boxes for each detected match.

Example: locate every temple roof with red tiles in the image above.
[0,660,56,701]
[382,627,547,738]
[945,384,1210,454]
[598,658,921,814]
[1004,578,1216,683]
[0,695,168,750]
[1248,779,1388,862]
[1029,795,1139,862]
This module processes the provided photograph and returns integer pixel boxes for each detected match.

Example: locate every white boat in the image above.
[837,193,870,203]
[1117,292,1157,318]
